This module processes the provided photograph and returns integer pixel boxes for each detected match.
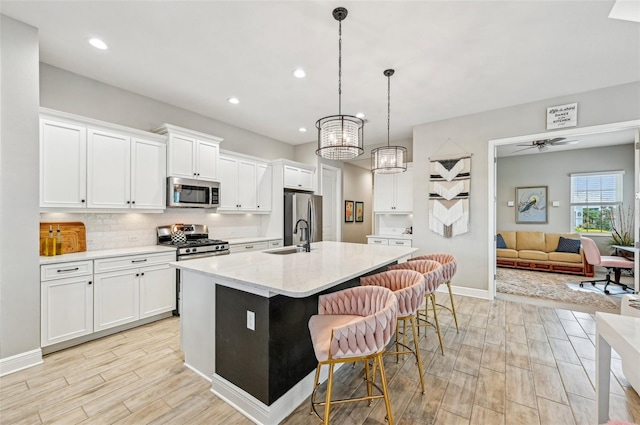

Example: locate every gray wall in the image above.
[413,82,640,292]
[497,144,635,233]
[40,64,295,160]
[1,16,41,359]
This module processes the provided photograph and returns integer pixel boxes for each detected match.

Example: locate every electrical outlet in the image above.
[246,310,255,331]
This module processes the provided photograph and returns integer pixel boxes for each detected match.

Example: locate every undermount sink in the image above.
[264,246,309,255]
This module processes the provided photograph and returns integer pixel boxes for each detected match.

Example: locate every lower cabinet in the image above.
[41,274,94,347]
[229,241,269,254]
[367,236,412,247]
[140,265,175,318]
[93,268,140,332]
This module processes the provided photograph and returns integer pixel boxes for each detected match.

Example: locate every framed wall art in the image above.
[355,201,364,222]
[345,200,354,222]
[516,186,548,224]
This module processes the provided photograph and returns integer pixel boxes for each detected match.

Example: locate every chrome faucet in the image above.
[293,219,311,252]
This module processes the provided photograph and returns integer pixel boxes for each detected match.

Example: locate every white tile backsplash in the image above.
[41,210,267,251]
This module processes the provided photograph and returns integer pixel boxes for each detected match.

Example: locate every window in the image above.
[570,171,623,233]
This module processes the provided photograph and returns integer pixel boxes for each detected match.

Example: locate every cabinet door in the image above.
[168,135,196,178]
[87,129,131,208]
[373,173,395,212]
[394,167,413,212]
[196,140,219,181]
[237,160,257,210]
[298,168,314,191]
[139,264,175,319]
[131,138,166,209]
[256,163,272,211]
[41,275,93,346]
[218,155,239,209]
[283,166,300,188]
[94,269,140,331]
[40,119,87,208]
[367,237,389,246]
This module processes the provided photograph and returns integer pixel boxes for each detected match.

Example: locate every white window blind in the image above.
[570,171,623,205]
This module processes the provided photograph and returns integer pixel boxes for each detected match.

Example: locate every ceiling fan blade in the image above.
[549,139,579,145]
[513,146,537,153]
[547,137,565,144]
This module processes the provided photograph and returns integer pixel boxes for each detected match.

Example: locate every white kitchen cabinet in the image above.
[373,164,413,212]
[41,260,94,347]
[139,264,175,319]
[40,118,87,208]
[131,138,167,209]
[156,124,222,182]
[268,239,283,248]
[218,153,271,212]
[93,268,140,332]
[284,165,314,191]
[367,236,412,247]
[87,128,131,208]
[229,241,269,254]
[367,237,389,246]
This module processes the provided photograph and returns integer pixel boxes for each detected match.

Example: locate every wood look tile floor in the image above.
[2,294,639,425]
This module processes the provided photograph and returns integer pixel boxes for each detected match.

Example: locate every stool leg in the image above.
[310,363,321,414]
[376,353,394,425]
[395,321,400,363]
[446,280,459,332]
[430,293,445,355]
[409,315,425,394]
[364,359,372,405]
[324,363,335,425]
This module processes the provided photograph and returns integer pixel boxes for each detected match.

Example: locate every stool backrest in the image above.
[409,253,457,281]
[361,269,425,316]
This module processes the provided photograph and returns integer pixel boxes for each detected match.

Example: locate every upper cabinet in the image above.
[373,164,413,213]
[40,109,167,211]
[154,124,222,182]
[218,152,272,213]
[283,164,314,192]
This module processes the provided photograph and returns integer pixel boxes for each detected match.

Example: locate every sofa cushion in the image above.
[516,232,545,252]
[546,233,580,253]
[497,248,518,259]
[498,231,516,249]
[496,234,507,249]
[556,236,581,254]
[518,250,549,261]
[548,252,583,263]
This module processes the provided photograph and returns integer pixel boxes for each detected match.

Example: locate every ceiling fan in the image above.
[514,137,579,153]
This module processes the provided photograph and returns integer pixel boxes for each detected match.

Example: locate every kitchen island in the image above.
[173,241,417,425]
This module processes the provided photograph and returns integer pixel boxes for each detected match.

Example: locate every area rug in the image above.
[496,268,617,310]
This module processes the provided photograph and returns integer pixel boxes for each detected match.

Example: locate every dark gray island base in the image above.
[174,241,417,424]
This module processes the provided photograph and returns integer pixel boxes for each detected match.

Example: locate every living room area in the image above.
[494,127,637,314]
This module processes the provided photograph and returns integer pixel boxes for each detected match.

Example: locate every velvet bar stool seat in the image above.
[409,253,459,332]
[360,269,427,394]
[308,285,398,424]
[388,260,445,355]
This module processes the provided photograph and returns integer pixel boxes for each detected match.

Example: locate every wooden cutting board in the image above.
[40,222,86,255]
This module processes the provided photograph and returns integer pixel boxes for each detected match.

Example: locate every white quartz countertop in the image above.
[172,241,417,298]
[366,234,413,239]
[226,236,281,245]
[39,245,176,265]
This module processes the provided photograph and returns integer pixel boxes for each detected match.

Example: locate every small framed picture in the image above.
[345,200,354,222]
[516,186,548,224]
[355,201,364,222]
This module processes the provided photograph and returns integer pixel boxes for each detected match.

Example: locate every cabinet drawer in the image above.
[94,252,175,274]
[268,240,283,248]
[367,238,389,246]
[389,239,412,247]
[229,242,269,254]
[41,260,93,281]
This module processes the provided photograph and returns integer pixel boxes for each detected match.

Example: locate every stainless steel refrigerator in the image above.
[284,190,323,246]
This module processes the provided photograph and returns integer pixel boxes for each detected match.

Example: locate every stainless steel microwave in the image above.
[167,177,220,208]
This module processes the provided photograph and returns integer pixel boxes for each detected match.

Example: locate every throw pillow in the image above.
[496,234,507,249]
[556,236,581,254]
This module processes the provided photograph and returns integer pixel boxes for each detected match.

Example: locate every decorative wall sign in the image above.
[429,155,471,238]
[345,200,354,222]
[546,103,577,130]
[355,201,364,222]
[516,186,548,223]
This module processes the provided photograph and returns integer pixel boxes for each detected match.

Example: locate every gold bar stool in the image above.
[361,269,427,394]
[388,260,445,355]
[410,254,459,332]
[308,285,398,424]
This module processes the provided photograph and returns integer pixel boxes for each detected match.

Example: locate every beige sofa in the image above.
[497,231,594,277]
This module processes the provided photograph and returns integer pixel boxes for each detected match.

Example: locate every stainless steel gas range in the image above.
[157,224,229,315]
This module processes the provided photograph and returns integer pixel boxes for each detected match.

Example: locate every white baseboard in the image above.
[0,348,43,377]
[210,363,343,425]
[437,284,491,300]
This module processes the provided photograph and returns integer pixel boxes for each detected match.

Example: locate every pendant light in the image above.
[371,69,407,173]
[315,7,364,161]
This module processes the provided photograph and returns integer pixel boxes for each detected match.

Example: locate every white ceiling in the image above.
[1,1,639,148]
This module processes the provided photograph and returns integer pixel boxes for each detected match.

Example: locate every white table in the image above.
[595,312,640,424]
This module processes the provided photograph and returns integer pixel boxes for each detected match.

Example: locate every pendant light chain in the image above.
[338,19,342,116]
[387,71,391,147]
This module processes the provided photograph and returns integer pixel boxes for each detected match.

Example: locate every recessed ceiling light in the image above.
[299,127,307,132]
[227,97,240,104]
[356,112,365,119]
[88,38,108,50]
[293,69,306,78]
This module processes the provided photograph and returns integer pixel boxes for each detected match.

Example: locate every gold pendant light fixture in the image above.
[315,7,365,161]
[371,69,407,173]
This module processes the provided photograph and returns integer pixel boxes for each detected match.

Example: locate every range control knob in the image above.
[186,248,191,253]
[192,248,197,253]
[214,245,219,250]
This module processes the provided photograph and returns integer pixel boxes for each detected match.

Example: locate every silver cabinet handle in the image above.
[395,241,404,245]
[57,267,79,273]
[245,245,253,249]
[374,240,382,244]
[131,259,148,263]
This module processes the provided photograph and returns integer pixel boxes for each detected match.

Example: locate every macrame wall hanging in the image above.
[429,154,471,238]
